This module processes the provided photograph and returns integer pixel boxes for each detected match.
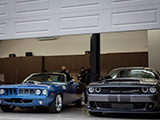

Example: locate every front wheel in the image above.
[75,92,85,107]
[48,94,63,113]
[1,105,15,112]
[89,111,102,116]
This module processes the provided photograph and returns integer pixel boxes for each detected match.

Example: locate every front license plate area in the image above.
[111,103,133,109]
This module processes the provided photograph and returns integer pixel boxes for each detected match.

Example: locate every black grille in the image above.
[19,89,23,94]
[4,99,32,103]
[5,89,18,95]
[3,88,35,95]
[90,102,148,110]
[100,87,142,94]
[18,89,35,95]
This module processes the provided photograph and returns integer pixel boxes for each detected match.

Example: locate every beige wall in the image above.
[0,31,148,58]
[101,31,148,53]
[148,29,160,71]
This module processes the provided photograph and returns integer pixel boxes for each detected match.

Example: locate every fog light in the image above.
[147,103,154,110]
[39,101,43,105]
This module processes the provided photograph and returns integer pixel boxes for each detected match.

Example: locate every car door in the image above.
[67,81,85,102]
[64,81,81,103]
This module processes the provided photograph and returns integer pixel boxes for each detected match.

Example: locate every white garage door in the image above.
[0,0,160,40]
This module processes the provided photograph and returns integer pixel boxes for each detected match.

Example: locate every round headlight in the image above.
[0,89,5,95]
[35,89,41,95]
[95,87,101,93]
[42,89,47,96]
[88,87,94,93]
[149,87,157,94]
[142,87,148,93]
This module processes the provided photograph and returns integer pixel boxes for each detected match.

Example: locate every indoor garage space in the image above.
[0,0,160,120]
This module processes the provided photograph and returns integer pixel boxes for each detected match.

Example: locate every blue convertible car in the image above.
[0,73,85,113]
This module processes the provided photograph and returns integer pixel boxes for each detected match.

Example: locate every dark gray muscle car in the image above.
[87,67,160,115]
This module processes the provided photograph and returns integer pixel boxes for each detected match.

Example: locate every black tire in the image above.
[1,105,15,112]
[75,92,85,107]
[48,94,63,113]
[89,111,102,116]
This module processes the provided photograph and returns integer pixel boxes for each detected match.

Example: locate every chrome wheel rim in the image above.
[81,92,85,106]
[55,94,62,112]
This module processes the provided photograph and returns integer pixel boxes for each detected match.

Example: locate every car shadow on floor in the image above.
[2,106,160,119]
[101,113,160,119]
[12,104,85,114]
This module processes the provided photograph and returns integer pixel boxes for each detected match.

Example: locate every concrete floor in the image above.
[0,105,159,120]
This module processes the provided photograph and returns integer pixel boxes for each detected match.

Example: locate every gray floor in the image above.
[0,105,159,120]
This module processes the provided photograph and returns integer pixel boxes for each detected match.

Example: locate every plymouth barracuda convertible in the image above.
[87,67,160,116]
[0,73,85,113]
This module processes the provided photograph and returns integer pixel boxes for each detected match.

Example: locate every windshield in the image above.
[24,74,65,83]
[109,69,159,79]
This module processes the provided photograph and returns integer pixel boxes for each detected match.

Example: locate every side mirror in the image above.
[99,75,112,80]
[68,80,74,85]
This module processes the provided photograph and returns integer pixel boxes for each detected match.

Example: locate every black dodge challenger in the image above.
[87,67,160,115]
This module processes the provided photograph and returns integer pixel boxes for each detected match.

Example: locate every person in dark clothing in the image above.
[60,66,72,82]
[77,66,86,83]
[60,66,67,74]
[66,69,72,82]
[85,68,91,85]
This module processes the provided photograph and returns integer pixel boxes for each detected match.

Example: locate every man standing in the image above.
[77,67,86,83]
[60,66,71,82]
[60,66,67,74]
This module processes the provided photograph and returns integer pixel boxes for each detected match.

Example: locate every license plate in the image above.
[111,103,133,109]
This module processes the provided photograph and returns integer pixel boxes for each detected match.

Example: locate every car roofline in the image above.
[111,67,156,72]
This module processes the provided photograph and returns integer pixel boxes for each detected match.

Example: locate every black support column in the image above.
[90,33,100,82]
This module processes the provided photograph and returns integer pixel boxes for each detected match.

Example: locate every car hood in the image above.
[89,78,160,86]
[0,83,49,89]
[0,82,66,89]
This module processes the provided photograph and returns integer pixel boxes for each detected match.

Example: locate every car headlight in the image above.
[95,87,101,93]
[88,87,94,93]
[35,89,41,95]
[142,87,148,93]
[42,89,47,96]
[149,87,157,93]
[0,89,5,95]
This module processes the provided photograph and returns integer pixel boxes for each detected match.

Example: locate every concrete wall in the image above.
[0,31,148,58]
[148,29,160,71]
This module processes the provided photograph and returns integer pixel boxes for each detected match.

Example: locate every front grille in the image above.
[100,87,142,94]
[90,102,148,110]
[18,89,35,95]
[5,89,18,95]
[4,88,35,95]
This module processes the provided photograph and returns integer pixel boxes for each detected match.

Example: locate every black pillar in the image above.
[90,33,100,82]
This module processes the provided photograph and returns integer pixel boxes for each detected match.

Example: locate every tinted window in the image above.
[109,69,158,79]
